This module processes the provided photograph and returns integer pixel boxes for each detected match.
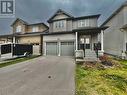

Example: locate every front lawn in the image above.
[0,55,40,68]
[76,57,127,95]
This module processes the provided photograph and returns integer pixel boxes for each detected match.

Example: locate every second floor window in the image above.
[16,25,22,32]
[78,19,90,27]
[32,26,38,32]
[55,21,65,29]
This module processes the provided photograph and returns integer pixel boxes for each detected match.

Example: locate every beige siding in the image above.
[27,24,47,33]
[18,36,41,44]
[12,19,48,33]
[13,20,26,33]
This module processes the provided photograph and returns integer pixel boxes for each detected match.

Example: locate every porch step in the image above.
[76,58,99,62]
[85,52,97,57]
[84,58,98,61]
[85,51,98,61]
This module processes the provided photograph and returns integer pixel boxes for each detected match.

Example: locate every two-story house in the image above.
[42,9,108,60]
[0,18,48,55]
[101,1,127,59]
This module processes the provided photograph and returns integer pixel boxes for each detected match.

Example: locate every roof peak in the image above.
[47,9,74,23]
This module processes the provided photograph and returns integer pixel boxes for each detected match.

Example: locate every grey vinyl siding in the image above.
[72,18,98,29]
[103,7,127,57]
[67,20,73,31]
[124,7,127,24]
[49,13,98,33]
[49,23,53,32]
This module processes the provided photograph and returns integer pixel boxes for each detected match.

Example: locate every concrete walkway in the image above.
[0,56,75,95]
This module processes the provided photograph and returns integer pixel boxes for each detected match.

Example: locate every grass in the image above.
[0,55,40,68]
[76,60,127,95]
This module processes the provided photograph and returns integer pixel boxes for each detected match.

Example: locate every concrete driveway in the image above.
[0,56,75,95]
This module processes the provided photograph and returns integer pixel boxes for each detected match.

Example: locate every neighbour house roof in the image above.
[11,18,49,28]
[0,34,13,38]
[11,18,28,26]
[28,23,49,29]
[0,30,49,38]
[101,1,127,26]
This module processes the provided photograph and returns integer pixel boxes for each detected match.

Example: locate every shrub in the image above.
[99,55,121,68]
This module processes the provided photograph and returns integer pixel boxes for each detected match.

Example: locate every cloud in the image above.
[0,0,126,35]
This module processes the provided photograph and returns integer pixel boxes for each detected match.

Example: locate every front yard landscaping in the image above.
[0,55,40,68]
[76,55,127,95]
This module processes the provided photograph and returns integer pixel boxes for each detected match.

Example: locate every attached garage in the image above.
[46,42,58,55]
[45,41,75,56]
[61,42,74,56]
[43,33,76,56]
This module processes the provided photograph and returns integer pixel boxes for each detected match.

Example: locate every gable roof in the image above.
[11,18,49,29]
[47,9,74,23]
[101,1,127,26]
[11,18,28,26]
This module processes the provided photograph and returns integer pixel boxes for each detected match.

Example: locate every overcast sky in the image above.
[0,0,126,35]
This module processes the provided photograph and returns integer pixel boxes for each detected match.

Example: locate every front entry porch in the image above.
[74,27,106,62]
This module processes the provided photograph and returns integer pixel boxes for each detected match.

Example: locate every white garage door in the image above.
[46,42,58,55]
[61,42,74,56]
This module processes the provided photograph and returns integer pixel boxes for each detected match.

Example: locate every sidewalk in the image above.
[0,53,17,63]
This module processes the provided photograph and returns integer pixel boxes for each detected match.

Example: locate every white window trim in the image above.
[16,25,22,32]
[32,26,39,32]
[54,20,65,29]
[78,19,90,27]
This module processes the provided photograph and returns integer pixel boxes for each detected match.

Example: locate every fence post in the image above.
[0,45,1,58]
[11,43,13,57]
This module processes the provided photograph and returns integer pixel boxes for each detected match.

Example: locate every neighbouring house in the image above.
[0,18,49,55]
[101,1,127,59]
[42,9,108,61]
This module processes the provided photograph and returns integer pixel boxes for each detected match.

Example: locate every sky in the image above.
[0,0,126,35]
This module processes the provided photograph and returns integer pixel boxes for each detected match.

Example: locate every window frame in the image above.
[16,25,22,32]
[32,26,39,32]
[54,20,65,29]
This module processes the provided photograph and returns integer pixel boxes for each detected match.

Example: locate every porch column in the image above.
[44,42,46,56]
[76,32,78,51]
[13,36,16,43]
[58,41,61,56]
[101,30,104,52]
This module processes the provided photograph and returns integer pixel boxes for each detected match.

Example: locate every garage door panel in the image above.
[46,42,58,55]
[61,42,74,56]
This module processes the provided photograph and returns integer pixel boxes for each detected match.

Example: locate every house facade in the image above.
[0,18,48,55]
[42,9,107,60]
[101,1,127,59]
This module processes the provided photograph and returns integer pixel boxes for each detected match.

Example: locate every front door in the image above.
[84,37,91,50]
[80,35,91,56]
